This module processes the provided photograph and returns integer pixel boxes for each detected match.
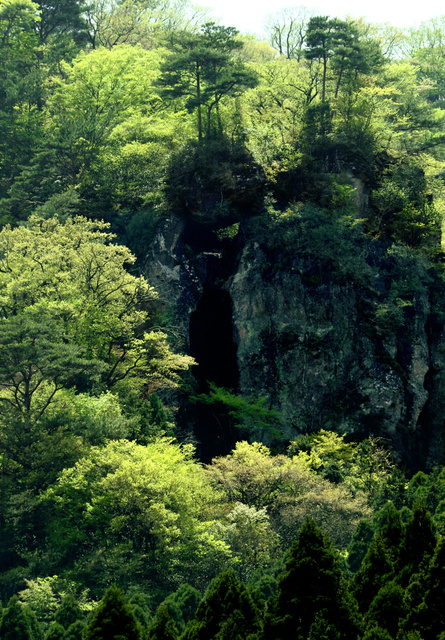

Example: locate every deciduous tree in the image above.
[264,6,313,61]
[41,439,229,592]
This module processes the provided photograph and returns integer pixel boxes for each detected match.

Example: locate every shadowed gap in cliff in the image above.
[189,288,239,391]
[188,288,240,460]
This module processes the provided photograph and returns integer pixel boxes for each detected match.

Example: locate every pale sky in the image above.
[199,0,444,37]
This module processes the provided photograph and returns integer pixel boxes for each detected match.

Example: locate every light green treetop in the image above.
[0,215,193,425]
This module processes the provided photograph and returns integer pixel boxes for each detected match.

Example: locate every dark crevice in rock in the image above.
[187,285,241,462]
[189,288,239,392]
[177,221,243,461]
[415,307,445,468]
[415,367,439,469]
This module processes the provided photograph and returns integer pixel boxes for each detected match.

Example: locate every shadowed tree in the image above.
[402,536,445,640]
[44,622,65,640]
[0,595,42,640]
[147,603,179,640]
[349,535,394,614]
[366,580,407,637]
[397,503,437,586]
[54,594,83,630]
[266,517,360,640]
[183,567,262,639]
[82,585,143,640]
[34,0,88,45]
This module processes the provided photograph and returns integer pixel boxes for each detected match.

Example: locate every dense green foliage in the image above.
[4,1,445,638]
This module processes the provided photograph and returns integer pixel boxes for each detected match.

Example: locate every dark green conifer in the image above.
[64,619,85,640]
[128,591,152,629]
[378,501,404,564]
[347,520,375,573]
[130,604,150,633]
[307,613,341,640]
[161,584,201,635]
[81,585,143,640]
[44,622,65,640]
[397,503,436,586]
[266,518,360,640]
[147,603,178,640]
[349,535,393,614]
[365,580,407,637]
[54,595,83,630]
[185,567,261,639]
[0,595,42,640]
[402,535,445,640]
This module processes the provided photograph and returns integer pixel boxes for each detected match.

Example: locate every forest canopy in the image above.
[3,1,445,638]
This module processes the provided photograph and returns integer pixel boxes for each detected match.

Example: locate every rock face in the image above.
[144,215,203,346]
[145,215,445,468]
[229,241,434,464]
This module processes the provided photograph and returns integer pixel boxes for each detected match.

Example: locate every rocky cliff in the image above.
[145,212,445,468]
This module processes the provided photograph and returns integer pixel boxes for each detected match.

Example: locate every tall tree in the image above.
[365,580,407,637]
[304,16,337,103]
[349,535,394,614]
[46,44,162,185]
[0,216,193,452]
[158,22,257,140]
[264,6,313,61]
[33,0,88,45]
[397,503,437,586]
[304,16,383,102]
[402,536,445,640]
[409,16,445,106]
[266,518,360,640]
[82,585,143,640]
[183,567,262,640]
[0,0,42,203]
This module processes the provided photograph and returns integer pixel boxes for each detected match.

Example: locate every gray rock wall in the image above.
[229,242,434,461]
[144,215,445,466]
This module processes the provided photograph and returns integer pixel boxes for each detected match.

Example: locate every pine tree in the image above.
[266,518,360,640]
[397,503,436,586]
[365,580,406,637]
[158,23,257,141]
[54,595,83,630]
[147,603,178,640]
[82,585,143,640]
[185,567,262,639]
[0,595,42,640]
[349,535,394,614]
